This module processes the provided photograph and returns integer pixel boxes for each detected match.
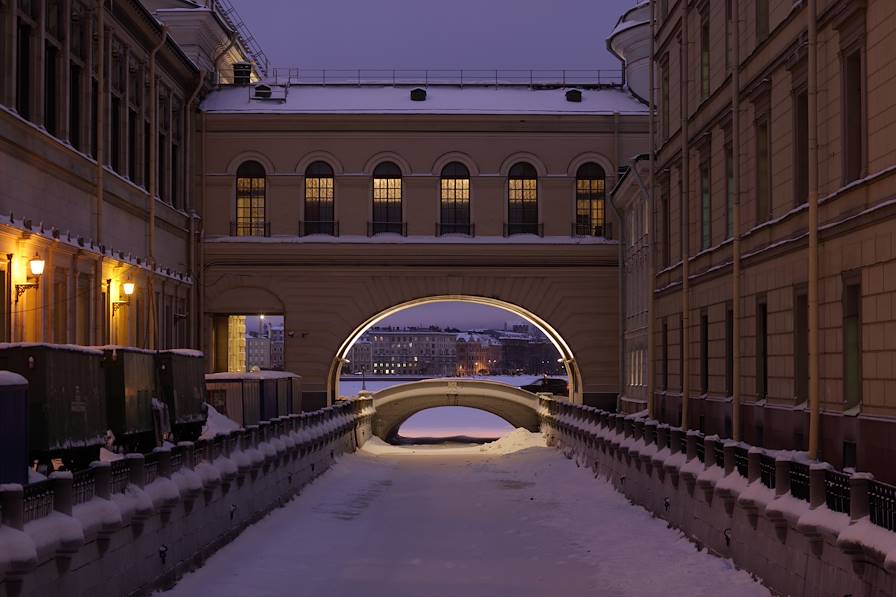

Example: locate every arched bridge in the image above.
[367,379,543,440]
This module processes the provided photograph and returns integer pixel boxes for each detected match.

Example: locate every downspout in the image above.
[93,0,105,344]
[186,73,206,348]
[807,0,820,459]
[607,181,625,413]
[680,10,691,430]
[731,0,743,440]
[147,26,168,349]
[647,0,657,419]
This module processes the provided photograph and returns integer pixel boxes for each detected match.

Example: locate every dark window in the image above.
[235,160,267,236]
[726,142,734,238]
[700,311,709,394]
[725,304,734,396]
[304,161,335,235]
[110,97,121,173]
[575,162,606,236]
[69,64,82,150]
[756,0,769,43]
[90,79,98,159]
[127,109,137,181]
[372,162,402,234]
[679,313,684,392]
[756,118,771,223]
[157,132,167,201]
[843,281,862,408]
[440,162,471,235]
[44,43,59,136]
[16,22,32,119]
[661,179,671,267]
[843,49,864,183]
[661,57,670,139]
[171,143,180,208]
[725,0,733,71]
[756,299,768,400]
[794,290,809,403]
[661,319,669,390]
[700,161,711,249]
[507,162,538,235]
[700,9,710,99]
[794,89,809,205]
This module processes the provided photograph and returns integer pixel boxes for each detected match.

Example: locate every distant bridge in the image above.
[367,379,543,440]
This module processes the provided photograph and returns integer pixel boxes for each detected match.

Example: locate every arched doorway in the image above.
[327,295,583,404]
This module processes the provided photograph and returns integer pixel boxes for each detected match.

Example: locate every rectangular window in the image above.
[44,43,59,136]
[843,49,864,183]
[755,118,771,223]
[725,304,734,396]
[794,89,809,205]
[700,311,709,394]
[794,289,809,403]
[69,64,82,150]
[16,22,32,119]
[756,0,769,43]
[662,182,671,267]
[661,57,670,140]
[725,0,733,71]
[756,299,768,400]
[700,10,710,99]
[110,97,121,173]
[90,79,98,158]
[158,132,167,201]
[171,143,180,208]
[843,281,862,408]
[128,109,138,181]
[662,319,669,391]
[700,161,711,250]
[726,142,735,238]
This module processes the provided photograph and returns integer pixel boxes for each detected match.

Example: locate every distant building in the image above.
[269,325,285,370]
[367,328,457,376]
[456,333,502,375]
[346,340,373,374]
[246,334,271,370]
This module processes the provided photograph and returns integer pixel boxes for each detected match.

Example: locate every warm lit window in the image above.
[507,162,539,235]
[440,162,471,235]
[304,161,335,235]
[372,162,403,235]
[234,160,267,236]
[575,162,606,236]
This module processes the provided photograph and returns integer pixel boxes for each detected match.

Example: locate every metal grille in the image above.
[193,441,209,465]
[824,470,851,515]
[714,443,725,468]
[734,447,749,478]
[789,462,810,502]
[72,469,95,505]
[23,480,54,523]
[695,440,706,463]
[266,68,623,87]
[169,449,183,473]
[869,480,896,531]
[144,453,159,485]
[110,460,130,494]
[679,434,688,454]
[759,455,776,489]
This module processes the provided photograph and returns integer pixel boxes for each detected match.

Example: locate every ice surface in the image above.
[160,431,770,597]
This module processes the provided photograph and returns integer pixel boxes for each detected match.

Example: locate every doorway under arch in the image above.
[327,295,583,404]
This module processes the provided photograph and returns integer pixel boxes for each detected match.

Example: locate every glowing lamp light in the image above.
[28,255,45,277]
[122,281,135,296]
[259,313,266,320]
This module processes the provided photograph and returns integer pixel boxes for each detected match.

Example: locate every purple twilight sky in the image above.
[228,0,637,71]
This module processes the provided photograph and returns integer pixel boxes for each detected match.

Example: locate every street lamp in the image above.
[112,279,135,315]
[15,253,45,303]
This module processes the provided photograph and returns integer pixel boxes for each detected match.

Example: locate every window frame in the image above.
[506,162,539,236]
[439,161,471,235]
[574,162,607,237]
[234,160,268,237]
[371,161,403,235]
[304,161,336,235]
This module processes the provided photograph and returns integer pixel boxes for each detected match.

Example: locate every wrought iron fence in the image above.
[23,480,54,523]
[110,459,130,494]
[789,462,810,502]
[144,453,159,485]
[869,480,896,531]
[266,68,624,88]
[759,455,777,489]
[72,469,96,505]
[734,447,749,478]
[824,470,851,515]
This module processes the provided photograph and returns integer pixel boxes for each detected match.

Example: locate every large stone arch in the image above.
[368,379,541,440]
[328,295,582,404]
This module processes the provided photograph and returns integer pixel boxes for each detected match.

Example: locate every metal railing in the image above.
[367,221,407,236]
[825,470,851,515]
[759,454,776,490]
[266,68,624,88]
[869,480,896,531]
[230,221,271,237]
[436,222,474,236]
[734,446,749,478]
[504,222,544,237]
[572,222,613,239]
[23,480,54,523]
[110,459,130,494]
[144,453,159,486]
[789,462,810,502]
[215,0,269,76]
[300,220,339,236]
[695,440,706,463]
[72,469,96,505]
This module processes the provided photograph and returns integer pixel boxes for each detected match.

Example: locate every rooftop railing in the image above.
[265,68,624,88]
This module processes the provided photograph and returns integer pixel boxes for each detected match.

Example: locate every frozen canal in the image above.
[162,431,769,597]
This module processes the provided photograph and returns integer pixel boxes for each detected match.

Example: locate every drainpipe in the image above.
[186,73,206,348]
[731,0,743,440]
[93,0,105,344]
[147,26,168,349]
[680,10,691,430]
[647,0,657,419]
[607,182,626,413]
[807,0,820,459]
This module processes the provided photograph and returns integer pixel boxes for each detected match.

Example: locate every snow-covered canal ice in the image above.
[161,430,770,597]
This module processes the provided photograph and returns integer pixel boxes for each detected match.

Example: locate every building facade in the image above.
[648,0,896,481]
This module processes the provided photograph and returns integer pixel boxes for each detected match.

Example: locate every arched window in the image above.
[371,162,403,235]
[575,162,607,236]
[439,162,471,235]
[304,161,335,235]
[234,160,267,236]
[507,162,539,235]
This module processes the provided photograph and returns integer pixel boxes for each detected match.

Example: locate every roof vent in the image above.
[410,88,427,102]
[565,89,583,103]
[233,62,252,86]
[250,84,287,102]
[253,84,272,99]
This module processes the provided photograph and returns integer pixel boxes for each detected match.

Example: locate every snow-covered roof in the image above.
[201,84,648,116]
[206,370,300,381]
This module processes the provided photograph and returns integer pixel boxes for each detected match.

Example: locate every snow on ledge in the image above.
[205,234,617,246]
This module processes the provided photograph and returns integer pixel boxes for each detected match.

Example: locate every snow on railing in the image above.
[536,395,896,536]
[266,68,624,88]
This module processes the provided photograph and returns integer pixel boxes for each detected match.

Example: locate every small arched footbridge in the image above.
[366,379,543,440]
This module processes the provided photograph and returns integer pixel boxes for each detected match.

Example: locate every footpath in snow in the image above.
[160,430,770,597]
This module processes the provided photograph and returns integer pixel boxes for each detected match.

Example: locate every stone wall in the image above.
[539,397,896,597]
[0,398,374,597]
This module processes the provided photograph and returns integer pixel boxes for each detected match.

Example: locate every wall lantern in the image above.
[112,279,135,315]
[15,253,45,303]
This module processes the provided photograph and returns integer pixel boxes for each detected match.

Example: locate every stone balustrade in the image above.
[537,396,896,597]
[0,397,374,597]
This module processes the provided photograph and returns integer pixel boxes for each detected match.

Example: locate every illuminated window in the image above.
[372,162,403,234]
[304,161,335,235]
[234,160,267,236]
[507,162,539,235]
[575,163,606,236]
[439,162,471,235]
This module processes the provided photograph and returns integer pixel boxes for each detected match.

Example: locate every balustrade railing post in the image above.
[155,447,172,478]
[0,485,25,530]
[774,458,791,497]
[747,449,762,483]
[808,463,829,509]
[686,431,698,461]
[126,454,146,489]
[703,436,718,470]
[90,461,112,500]
[669,428,682,454]
[178,441,195,469]
[723,441,736,476]
[849,473,873,522]
[49,472,74,516]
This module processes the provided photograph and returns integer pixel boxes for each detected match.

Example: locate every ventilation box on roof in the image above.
[565,89,583,103]
[410,88,427,101]
[250,84,287,102]
[233,62,252,86]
